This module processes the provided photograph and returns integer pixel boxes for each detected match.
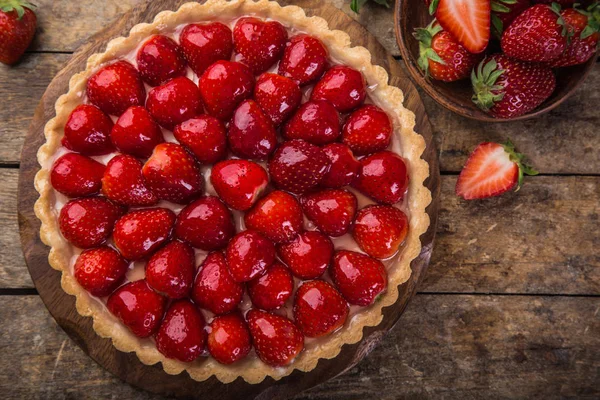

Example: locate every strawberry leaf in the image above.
[0,0,36,20]
[502,139,539,190]
[429,0,440,15]
[414,21,446,77]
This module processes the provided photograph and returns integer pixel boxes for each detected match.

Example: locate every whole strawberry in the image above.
[180,22,233,76]
[146,241,195,299]
[311,65,367,113]
[279,34,329,86]
[225,230,276,283]
[228,100,277,160]
[110,106,164,159]
[278,230,333,279]
[254,73,302,127]
[156,300,206,362]
[353,151,409,205]
[0,1,36,65]
[210,159,269,211]
[342,105,393,155]
[74,246,129,297]
[353,205,409,259]
[51,153,105,198]
[208,313,252,364]
[283,100,341,145]
[102,154,158,207]
[320,143,360,188]
[86,61,146,116]
[113,208,176,260]
[301,189,357,237]
[136,34,187,86]
[233,17,288,74]
[175,196,235,251]
[491,0,531,38]
[549,5,600,67]
[293,280,349,338]
[330,250,388,306]
[173,115,227,165]
[146,76,203,129]
[63,105,114,156]
[247,262,294,310]
[244,190,304,244]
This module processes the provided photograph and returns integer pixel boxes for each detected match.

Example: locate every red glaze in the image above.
[311,65,366,113]
[63,104,114,156]
[173,115,227,165]
[342,105,392,156]
[146,241,195,299]
[113,208,176,260]
[180,22,234,76]
[283,100,341,145]
[110,106,164,159]
[244,190,304,244]
[278,231,333,280]
[136,34,187,86]
[207,313,252,364]
[233,17,288,74]
[73,246,128,297]
[254,73,302,127]
[225,230,276,283]
[210,159,269,211]
[146,77,203,129]
[102,154,158,207]
[227,100,277,160]
[279,34,329,86]
[353,205,409,259]
[353,151,409,205]
[175,196,235,251]
[293,280,348,338]
[300,189,357,237]
[247,262,294,310]
[50,153,105,198]
[320,143,360,188]
[331,250,388,306]
[86,61,146,116]
[156,299,206,362]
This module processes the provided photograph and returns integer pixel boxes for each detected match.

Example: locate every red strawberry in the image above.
[86,61,146,116]
[244,190,303,244]
[210,159,268,211]
[268,139,331,194]
[247,262,294,310]
[136,34,187,86]
[283,100,341,145]
[532,0,576,7]
[293,280,348,338]
[227,100,277,160]
[63,104,114,156]
[146,76,203,129]
[102,154,158,207]
[107,280,166,338]
[175,196,234,251]
[435,0,490,54]
[254,73,302,126]
[233,17,288,74]
[549,6,600,67]
[246,309,304,366]
[279,34,329,86]
[456,140,538,200]
[146,241,195,299]
[156,299,206,362]
[353,205,409,259]
[180,22,233,76]
[491,0,531,38]
[342,105,392,155]
[353,151,409,205]
[311,66,366,113]
[207,313,252,364]
[73,246,129,297]
[192,251,244,315]
[142,143,204,204]
[59,197,123,249]
[0,1,36,65]
[300,189,357,237]
[226,230,275,283]
[110,106,164,159]
[278,231,333,279]
[173,115,227,165]
[330,250,387,306]
[113,208,176,260]
[51,153,105,198]
[320,143,360,188]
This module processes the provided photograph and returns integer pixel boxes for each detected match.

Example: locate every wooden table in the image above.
[1,1,598,398]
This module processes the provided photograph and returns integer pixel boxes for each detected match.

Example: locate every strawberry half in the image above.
[110,106,164,159]
[207,313,252,365]
[225,230,276,283]
[73,246,129,297]
[146,241,195,299]
[293,280,349,338]
[102,154,158,207]
[244,190,304,244]
[51,153,105,198]
[86,61,146,116]
[156,299,206,362]
[233,17,288,74]
[435,0,490,54]
[247,262,294,310]
[180,22,233,76]
[136,34,187,86]
[0,1,36,65]
[210,159,269,211]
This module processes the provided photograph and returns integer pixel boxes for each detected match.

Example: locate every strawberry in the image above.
[246,309,304,366]
[63,104,114,156]
[330,250,387,306]
[293,280,348,338]
[102,154,158,207]
[207,313,252,364]
[244,190,303,244]
[113,208,176,260]
[353,151,409,205]
[142,143,204,204]
[491,0,531,38]
[247,262,294,310]
[146,76,203,129]
[549,5,600,67]
[435,0,490,54]
[277,230,333,279]
[268,139,331,194]
[107,279,166,338]
[233,17,288,74]
[311,66,367,113]
[73,246,129,297]
[342,105,392,155]
[156,299,206,362]
[456,140,538,200]
[173,115,227,165]
[110,106,164,159]
[225,230,276,283]
[279,34,329,86]
[320,143,360,188]
[192,251,244,315]
[227,100,277,160]
[50,153,105,198]
[180,22,233,76]
[146,241,195,299]
[300,189,357,237]
[353,205,409,259]
[471,55,556,119]
[210,159,268,211]
[86,61,146,116]
[254,73,302,127]
[532,0,576,7]
[283,100,341,145]
[136,34,187,86]
[0,0,35,65]
[174,196,235,251]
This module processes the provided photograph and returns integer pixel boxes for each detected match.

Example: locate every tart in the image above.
[34,0,431,384]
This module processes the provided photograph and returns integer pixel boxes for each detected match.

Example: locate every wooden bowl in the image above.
[394,1,599,122]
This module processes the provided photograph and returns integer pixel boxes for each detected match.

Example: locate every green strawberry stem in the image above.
[429,0,440,15]
[576,3,600,39]
[502,139,539,190]
[0,0,35,19]
[413,20,446,78]
[471,59,506,112]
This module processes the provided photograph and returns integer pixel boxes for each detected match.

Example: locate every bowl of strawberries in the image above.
[394,0,599,121]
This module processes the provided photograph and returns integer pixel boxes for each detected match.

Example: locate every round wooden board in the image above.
[18,1,440,399]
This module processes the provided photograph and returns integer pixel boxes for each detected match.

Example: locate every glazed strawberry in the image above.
[173,115,227,165]
[268,139,331,194]
[175,196,235,251]
[233,17,288,74]
[353,205,409,259]
[50,153,105,198]
[226,230,275,283]
[283,100,341,145]
[102,154,158,207]
[279,34,329,86]
[320,143,360,188]
[142,143,204,204]
[59,197,123,249]
[136,34,187,86]
[146,77,203,129]
[353,151,409,204]
[330,250,387,306]
[156,300,206,362]
[0,1,36,65]
[86,61,146,116]
[107,280,166,338]
[146,241,195,299]
[113,208,176,260]
[342,105,392,155]
[180,22,233,76]
[244,190,303,244]
[63,104,114,156]
[210,159,268,211]
[207,313,252,364]
[73,246,129,297]
[110,106,164,159]
[300,189,357,237]
[293,280,348,338]
[227,100,277,160]
[491,0,531,38]
[311,65,366,113]
[247,262,294,310]
[549,6,600,68]
[278,231,333,279]
[254,73,302,126]
[435,0,490,54]
[246,309,304,367]
[199,60,255,120]
[192,251,244,315]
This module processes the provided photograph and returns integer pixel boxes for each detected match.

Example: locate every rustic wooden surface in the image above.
[0,0,598,398]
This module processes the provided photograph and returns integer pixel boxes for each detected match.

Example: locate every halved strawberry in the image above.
[136,34,187,86]
[173,115,227,165]
[353,205,409,259]
[352,151,409,205]
[254,73,302,127]
[227,100,277,160]
[51,153,105,198]
[293,280,348,338]
[311,66,367,113]
[110,106,164,159]
[279,34,329,86]
[146,76,203,129]
[278,230,333,279]
[320,143,360,188]
[86,61,146,116]
[233,17,288,74]
[156,299,206,362]
[210,159,268,211]
[283,100,341,145]
[73,246,129,297]
[435,0,490,54]
[330,250,388,306]
[247,262,294,311]
[113,208,176,260]
[225,230,276,283]
[102,154,158,207]
[180,22,233,76]
[63,104,114,156]
[300,189,357,237]
[342,105,392,155]
[207,313,252,364]
[146,241,195,299]
[244,190,304,244]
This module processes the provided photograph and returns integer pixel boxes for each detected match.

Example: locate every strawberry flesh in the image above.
[435,0,491,54]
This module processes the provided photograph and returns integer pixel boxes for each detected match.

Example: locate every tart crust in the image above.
[34,0,432,384]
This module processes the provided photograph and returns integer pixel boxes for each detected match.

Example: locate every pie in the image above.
[34,0,431,384]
